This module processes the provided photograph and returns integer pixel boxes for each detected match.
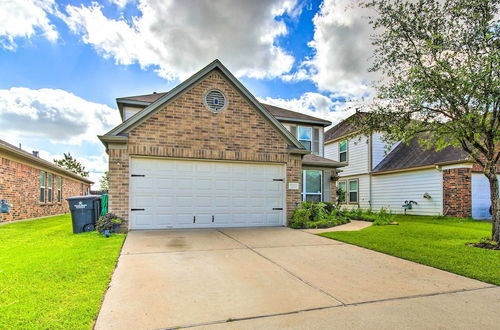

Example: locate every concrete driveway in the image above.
[96,227,499,330]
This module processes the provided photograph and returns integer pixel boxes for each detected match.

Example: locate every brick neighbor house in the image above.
[324,113,499,219]
[0,139,93,222]
[99,60,344,230]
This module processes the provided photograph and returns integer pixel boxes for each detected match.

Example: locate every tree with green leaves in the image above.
[99,171,109,191]
[54,153,89,178]
[356,0,499,241]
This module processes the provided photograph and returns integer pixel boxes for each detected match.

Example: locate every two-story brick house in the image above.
[99,60,343,230]
[0,139,92,222]
[325,113,498,219]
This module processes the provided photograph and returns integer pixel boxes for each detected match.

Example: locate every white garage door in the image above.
[472,173,499,220]
[129,158,285,229]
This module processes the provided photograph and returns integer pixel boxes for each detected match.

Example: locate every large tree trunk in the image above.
[485,166,500,243]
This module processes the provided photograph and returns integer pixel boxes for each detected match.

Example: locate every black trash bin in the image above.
[66,195,102,233]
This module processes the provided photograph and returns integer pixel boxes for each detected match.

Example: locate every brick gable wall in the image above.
[0,156,90,222]
[107,70,302,227]
[442,168,472,217]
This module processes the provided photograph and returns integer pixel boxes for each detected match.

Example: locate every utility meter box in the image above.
[0,199,9,213]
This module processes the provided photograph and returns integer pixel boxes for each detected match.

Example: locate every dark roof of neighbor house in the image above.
[117,93,331,126]
[324,112,368,142]
[0,139,93,184]
[373,137,470,173]
[302,153,345,168]
[325,113,471,173]
[117,92,167,104]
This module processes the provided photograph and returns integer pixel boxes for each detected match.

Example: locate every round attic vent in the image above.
[204,89,227,112]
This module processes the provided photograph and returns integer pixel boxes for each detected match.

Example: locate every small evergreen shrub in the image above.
[289,202,350,229]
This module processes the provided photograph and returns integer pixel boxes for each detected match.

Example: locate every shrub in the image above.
[373,208,396,226]
[289,208,311,229]
[289,202,350,229]
[96,213,124,234]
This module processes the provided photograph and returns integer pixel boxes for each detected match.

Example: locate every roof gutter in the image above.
[372,160,474,175]
[0,144,93,184]
[276,117,331,127]
[98,135,128,148]
[302,160,346,169]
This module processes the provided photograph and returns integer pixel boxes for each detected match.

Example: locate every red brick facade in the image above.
[107,69,303,227]
[0,155,91,222]
[443,168,472,217]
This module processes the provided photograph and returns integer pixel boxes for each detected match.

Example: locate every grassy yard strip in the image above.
[320,215,500,285]
[0,215,125,329]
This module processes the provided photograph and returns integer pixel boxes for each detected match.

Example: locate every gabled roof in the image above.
[373,136,470,173]
[0,139,93,184]
[324,112,368,143]
[116,93,331,126]
[101,59,305,151]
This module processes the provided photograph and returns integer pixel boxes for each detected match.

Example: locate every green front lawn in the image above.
[0,215,125,329]
[320,216,500,285]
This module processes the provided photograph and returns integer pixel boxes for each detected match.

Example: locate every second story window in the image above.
[298,127,312,150]
[339,140,348,162]
[289,125,321,155]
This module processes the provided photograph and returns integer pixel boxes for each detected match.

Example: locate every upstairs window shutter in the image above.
[290,125,297,138]
[312,128,320,155]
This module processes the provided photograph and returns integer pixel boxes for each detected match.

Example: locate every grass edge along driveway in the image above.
[0,214,125,329]
[320,215,500,285]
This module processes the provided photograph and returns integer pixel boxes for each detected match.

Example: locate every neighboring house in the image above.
[0,139,92,222]
[99,60,343,230]
[324,113,498,219]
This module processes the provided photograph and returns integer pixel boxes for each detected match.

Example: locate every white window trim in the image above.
[339,140,348,163]
[348,179,359,204]
[302,170,323,202]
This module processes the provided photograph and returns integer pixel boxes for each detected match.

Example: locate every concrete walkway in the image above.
[302,219,372,234]
[95,227,498,330]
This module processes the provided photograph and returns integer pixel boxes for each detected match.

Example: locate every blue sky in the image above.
[0,0,374,186]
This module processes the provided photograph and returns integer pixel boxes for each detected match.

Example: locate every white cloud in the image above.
[0,87,120,145]
[0,0,58,50]
[62,0,299,80]
[287,0,376,99]
[259,92,358,127]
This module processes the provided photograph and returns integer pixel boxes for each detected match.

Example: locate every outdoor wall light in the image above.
[423,192,431,199]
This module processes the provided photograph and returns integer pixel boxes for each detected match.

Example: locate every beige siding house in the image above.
[324,113,496,219]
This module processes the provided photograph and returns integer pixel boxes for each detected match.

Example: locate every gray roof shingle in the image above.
[373,137,470,173]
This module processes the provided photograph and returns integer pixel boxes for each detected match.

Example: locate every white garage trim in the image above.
[129,157,286,229]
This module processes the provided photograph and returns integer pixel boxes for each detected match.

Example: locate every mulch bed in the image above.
[467,242,500,250]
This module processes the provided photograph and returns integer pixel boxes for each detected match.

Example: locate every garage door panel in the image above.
[130,158,284,229]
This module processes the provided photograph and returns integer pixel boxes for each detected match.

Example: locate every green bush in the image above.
[373,208,396,225]
[289,208,312,229]
[96,213,124,234]
[289,202,350,229]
